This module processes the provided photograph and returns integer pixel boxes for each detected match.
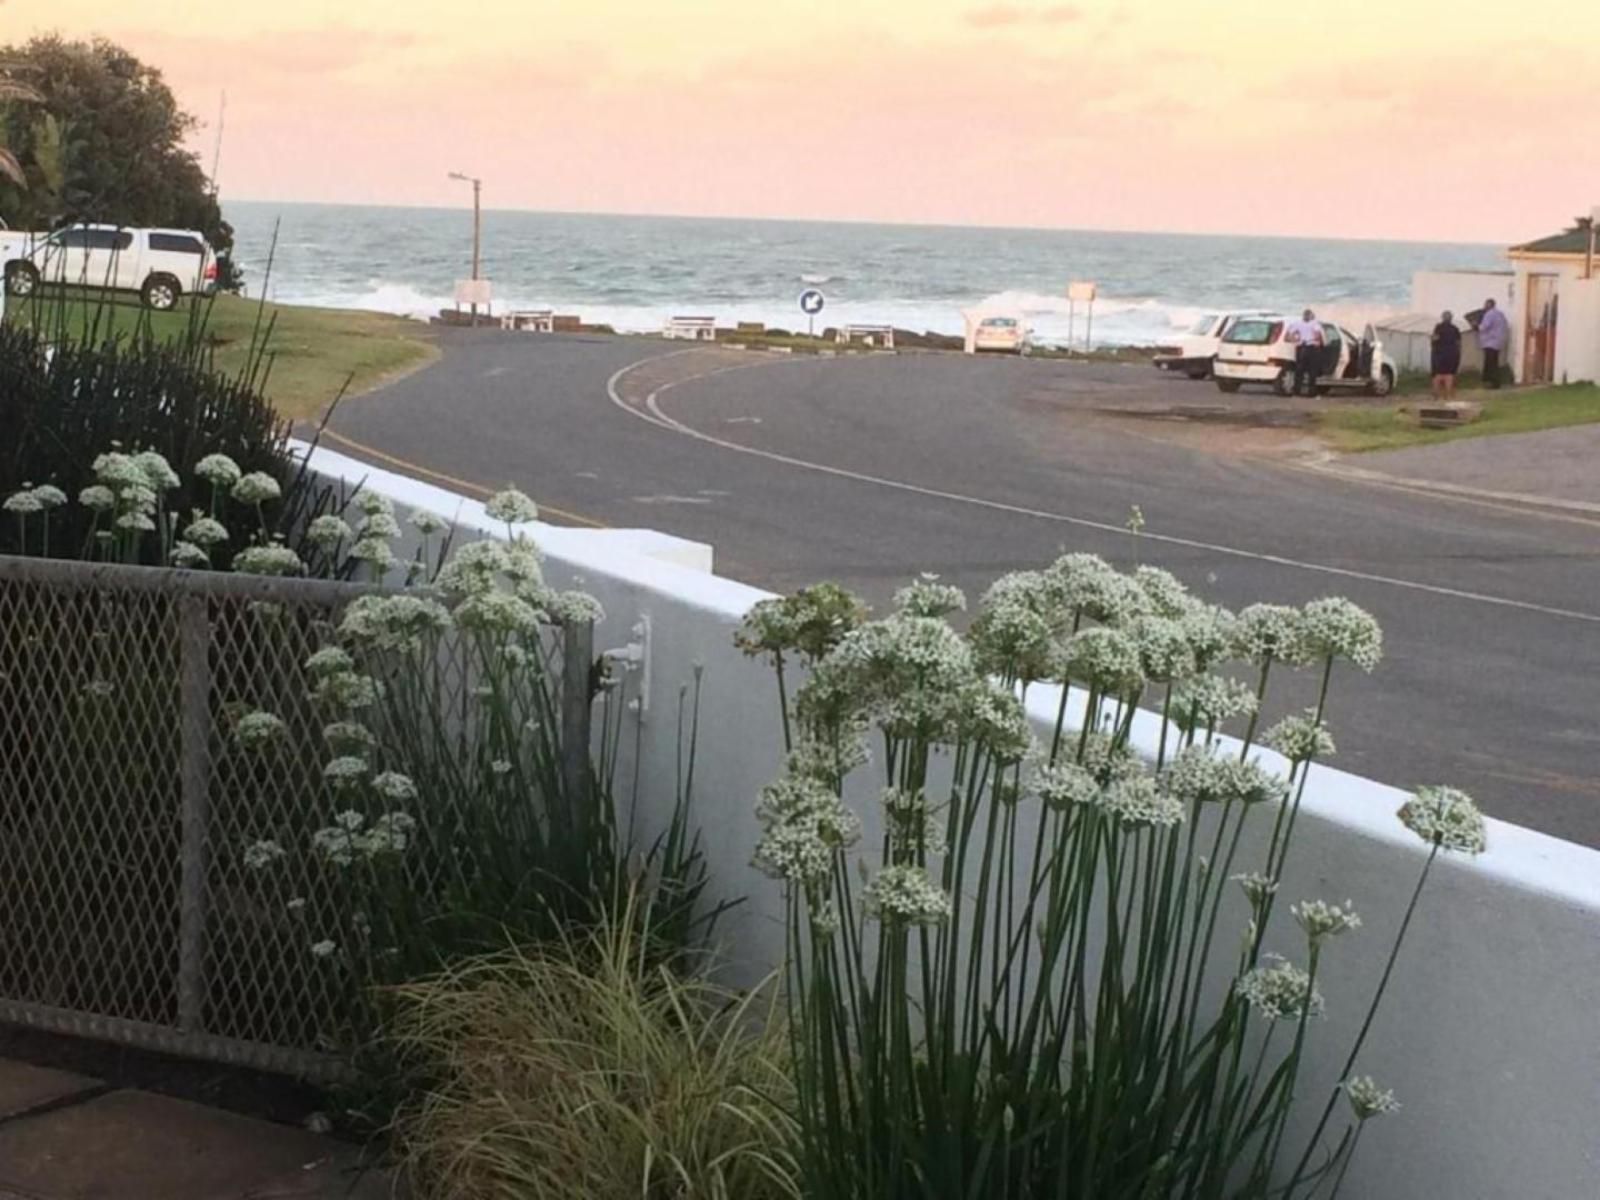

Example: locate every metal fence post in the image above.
[560,619,595,807]
[177,593,212,1034]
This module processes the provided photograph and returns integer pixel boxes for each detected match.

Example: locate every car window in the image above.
[149,233,205,255]
[1321,323,1341,344]
[85,229,129,251]
[1223,319,1283,345]
[56,229,93,248]
[1188,314,1219,335]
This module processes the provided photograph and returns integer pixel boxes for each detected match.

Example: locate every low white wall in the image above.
[1411,269,1513,321]
[298,440,1600,1200]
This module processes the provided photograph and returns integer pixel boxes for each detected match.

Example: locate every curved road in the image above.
[327,329,1600,846]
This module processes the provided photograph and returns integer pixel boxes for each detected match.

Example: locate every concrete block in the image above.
[0,1089,339,1200]
[0,1058,99,1120]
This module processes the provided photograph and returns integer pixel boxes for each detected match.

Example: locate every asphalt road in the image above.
[328,330,1600,846]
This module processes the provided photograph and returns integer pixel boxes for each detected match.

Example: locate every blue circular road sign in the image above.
[799,289,826,315]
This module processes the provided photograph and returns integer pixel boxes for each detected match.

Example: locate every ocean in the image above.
[223,202,1506,348]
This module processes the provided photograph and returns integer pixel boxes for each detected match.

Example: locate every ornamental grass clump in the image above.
[391,896,799,1200]
[739,553,1485,1199]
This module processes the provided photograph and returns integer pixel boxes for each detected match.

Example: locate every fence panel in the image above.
[0,554,594,1077]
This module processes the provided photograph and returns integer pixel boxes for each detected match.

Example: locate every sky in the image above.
[5,0,1599,243]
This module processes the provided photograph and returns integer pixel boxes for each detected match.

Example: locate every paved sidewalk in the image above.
[0,1058,396,1200]
[1343,424,1600,511]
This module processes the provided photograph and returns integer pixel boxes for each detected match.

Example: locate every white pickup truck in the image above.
[4,223,217,310]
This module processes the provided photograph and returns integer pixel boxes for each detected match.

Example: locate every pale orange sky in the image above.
[6,0,1598,242]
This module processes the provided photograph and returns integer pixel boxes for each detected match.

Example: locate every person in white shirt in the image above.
[1285,309,1325,397]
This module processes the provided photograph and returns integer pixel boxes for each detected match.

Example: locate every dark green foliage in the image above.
[0,36,231,253]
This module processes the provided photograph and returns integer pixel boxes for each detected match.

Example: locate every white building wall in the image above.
[1411,269,1513,320]
[1554,277,1600,385]
[1509,258,1585,383]
[301,441,1600,1200]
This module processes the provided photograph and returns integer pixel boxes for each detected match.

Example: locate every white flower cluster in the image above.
[485,486,539,525]
[311,809,417,865]
[752,773,861,885]
[823,614,979,741]
[454,590,543,636]
[894,573,967,619]
[243,839,286,870]
[4,483,66,515]
[323,755,370,791]
[1031,761,1101,811]
[232,471,282,506]
[233,542,304,577]
[969,570,1070,682]
[184,516,229,547]
[1131,615,1196,683]
[234,710,286,750]
[306,646,355,678]
[86,449,179,537]
[546,590,605,626]
[1061,626,1145,696]
[170,542,210,568]
[863,863,952,926]
[1231,871,1278,907]
[1101,775,1185,829]
[1397,786,1487,855]
[959,682,1035,763]
[339,594,453,652]
[1342,1076,1400,1120]
[373,771,417,801]
[1170,673,1259,734]
[1262,710,1337,763]
[410,509,449,536]
[323,721,376,754]
[194,454,242,488]
[1235,956,1324,1021]
[1291,898,1362,943]
[314,671,380,710]
[1077,731,1141,787]
[1299,597,1383,673]
[306,514,352,551]
[1232,604,1311,667]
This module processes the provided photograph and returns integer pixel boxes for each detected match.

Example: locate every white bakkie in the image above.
[4,223,218,311]
[1213,314,1396,398]
[1153,311,1277,379]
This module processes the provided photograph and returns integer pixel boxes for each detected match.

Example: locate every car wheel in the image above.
[141,275,180,311]
[5,262,39,298]
[1274,368,1297,398]
[1369,366,1395,398]
[1215,380,1241,394]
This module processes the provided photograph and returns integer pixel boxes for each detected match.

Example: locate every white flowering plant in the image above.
[740,552,1481,1199]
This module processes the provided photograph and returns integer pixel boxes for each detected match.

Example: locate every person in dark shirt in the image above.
[1431,310,1462,401]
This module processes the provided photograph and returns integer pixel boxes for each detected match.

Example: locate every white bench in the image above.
[837,323,896,350]
[501,309,554,333]
[664,316,717,342]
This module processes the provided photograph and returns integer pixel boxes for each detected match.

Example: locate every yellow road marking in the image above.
[315,427,609,529]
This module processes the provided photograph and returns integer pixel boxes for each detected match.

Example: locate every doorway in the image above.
[1523,274,1560,384]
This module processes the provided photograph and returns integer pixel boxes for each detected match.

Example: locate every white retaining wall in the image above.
[300,441,1600,1200]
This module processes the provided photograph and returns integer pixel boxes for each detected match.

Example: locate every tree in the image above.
[0,36,231,254]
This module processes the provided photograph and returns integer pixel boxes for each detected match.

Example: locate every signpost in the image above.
[799,288,826,338]
[1067,281,1097,354]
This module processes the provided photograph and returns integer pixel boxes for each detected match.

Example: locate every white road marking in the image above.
[726,416,763,424]
[633,494,713,505]
[603,355,1600,626]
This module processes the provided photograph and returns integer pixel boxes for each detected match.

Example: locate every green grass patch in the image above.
[3,290,437,421]
[1316,383,1600,453]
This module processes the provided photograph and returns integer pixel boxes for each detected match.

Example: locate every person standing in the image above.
[1285,309,1325,397]
[1431,310,1462,400]
[1475,297,1509,388]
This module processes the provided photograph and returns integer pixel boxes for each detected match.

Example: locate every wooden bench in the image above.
[664,316,717,341]
[500,309,554,333]
[837,323,896,350]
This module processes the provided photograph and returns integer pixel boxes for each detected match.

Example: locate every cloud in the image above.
[964,4,1081,29]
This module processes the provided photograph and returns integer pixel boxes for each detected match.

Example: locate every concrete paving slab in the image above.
[0,1089,341,1200]
[234,1150,400,1200]
[0,1059,100,1121]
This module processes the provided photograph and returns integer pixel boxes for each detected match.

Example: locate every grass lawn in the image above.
[1316,384,1600,453]
[2,290,437,421]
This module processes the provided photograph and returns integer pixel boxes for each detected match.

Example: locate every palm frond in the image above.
[0,146,25,188]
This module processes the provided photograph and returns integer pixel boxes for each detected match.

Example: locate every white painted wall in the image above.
[1508,257,1588,384]
[299,441,1600,1200]
[1411,269,1514,322]
[1554,277,1600,385]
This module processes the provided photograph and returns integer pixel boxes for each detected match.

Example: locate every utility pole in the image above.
[449,171,484,325]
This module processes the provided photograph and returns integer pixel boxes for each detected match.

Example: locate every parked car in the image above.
[1154,311,1277,379]
[971,314,1032,354]
[4,224,218,311]
[0,218,40,266]
[1213,315,1396,398]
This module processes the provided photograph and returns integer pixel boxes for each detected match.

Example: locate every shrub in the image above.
[392,898,799,1200]
[740,558,1484,1199]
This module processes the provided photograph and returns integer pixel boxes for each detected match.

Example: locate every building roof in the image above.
[1510,227,1595,256]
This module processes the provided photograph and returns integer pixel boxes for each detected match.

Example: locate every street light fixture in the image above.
[448,171,484,325]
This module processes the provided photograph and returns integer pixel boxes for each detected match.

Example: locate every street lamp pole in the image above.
[448,171,483,325]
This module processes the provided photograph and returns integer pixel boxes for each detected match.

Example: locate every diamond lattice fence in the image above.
[0,554,594,1077]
